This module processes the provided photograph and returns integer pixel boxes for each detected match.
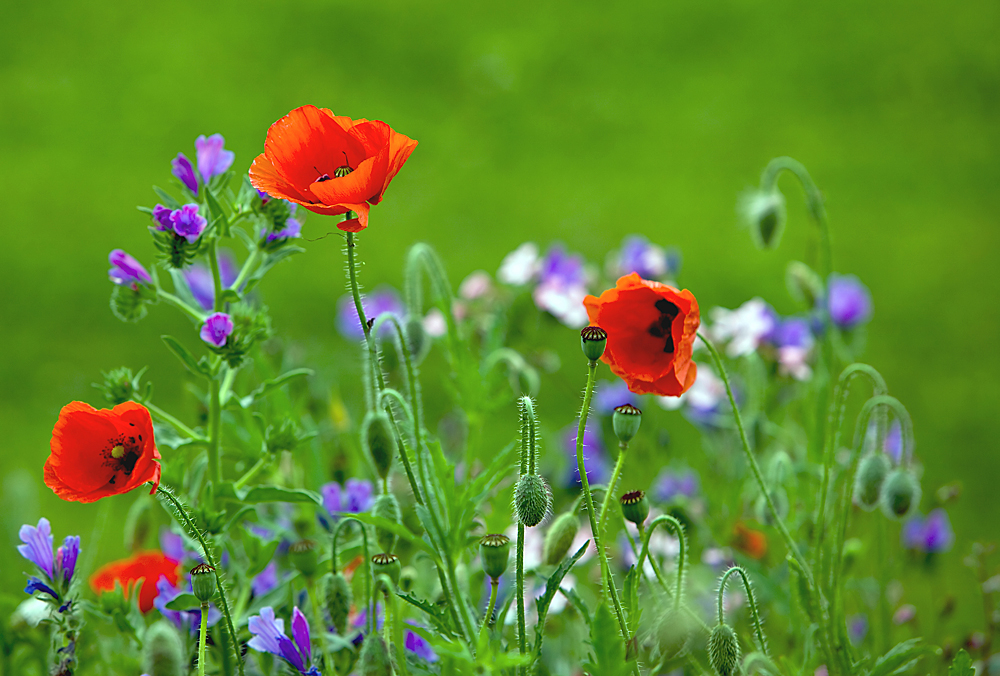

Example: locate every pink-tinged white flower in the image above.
[422,308,447,337]
[778,346,812,380]
[708,298,777,357]
[498,242,540,285]
[459,271,492,300]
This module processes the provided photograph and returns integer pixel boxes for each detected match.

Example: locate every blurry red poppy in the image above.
[45,401,161,503]
[732,523,768,560]
[90,551,180,613]
[583,273,700,397]
[249,105,417,232]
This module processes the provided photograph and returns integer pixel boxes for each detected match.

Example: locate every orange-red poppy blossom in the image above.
[44,401,161,504]
[90,551,180,613]
[583,273,700,397]
[732,523,768,560]
[248,105,417,233]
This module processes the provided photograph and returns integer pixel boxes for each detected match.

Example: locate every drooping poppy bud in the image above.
[371,553,402,587]
[543,512,579,565]
[190,563,216,603]
[142,620,185,676]
[880,469,921,520]
[612,404,642,444]
[740,189,787,249]
[363,411,396,481]
[358,633,393,676]
[479,534,512,580]
[620,490,650,526]
[372,493,401,553]
[580,326,608,362]
[405,316,430,363]
[754,488,790,527]
[289,540,319,578]
[854,453,891,511]
[708,623,741,676]
[514,474,551,528]
[323,571,352,635]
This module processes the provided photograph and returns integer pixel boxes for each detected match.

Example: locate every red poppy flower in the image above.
[90,551,180,613]
[732,523,768,560]
[583,273,700,397]
[248,105,417,233]
[45,401,161,504]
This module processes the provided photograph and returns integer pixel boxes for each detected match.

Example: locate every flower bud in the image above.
[754,488,790,527]
[620,490,650,526]
[543,512,579,565]
[708,623,741,676]
[363,411,396,481]
[854,453,891,511]
[786,261,825,309]
[612,404,642,444]
[880,469,921,520]
[372,493,401,553]
[652,608,694,661]
[405,316,430,362]
[580,326,608,362]
[514,474,551,528]
[190,563,216,603]
[371,553,402,587]
[142,620,185,676]
[399,565,418,593]
[479,534,512,580]
[324,572,352,635]
[358,633,393,676]
[96,366,148,406]
[289,540,319,578]
[740,188,787,249]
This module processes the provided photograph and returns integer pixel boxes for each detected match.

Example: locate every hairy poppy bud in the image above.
[543,512,580,565]
[653,608,694,661]
[612,404,642,444]
[362,411,396,480]
[740,189,787,249]
[142,620,185,676]
[854,453,891,511]
[405,316,430,362]
[372,493,401,553]
[323,572,351,635]
[580,326,608,362]
[708,623,741,676]
[479,534,512,580]
[96,366,148,406]
[754,488,790,527]
[289,540,319,578]
[372,553,402,587]
[399,565,418,592]
[190,563,216,603]
[514,474,551,528]
[620,490,650,526]
[358,633,393,676]
[880,469,921,520]
[786,261,824,309]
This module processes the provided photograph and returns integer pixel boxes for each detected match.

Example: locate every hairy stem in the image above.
[718,566,768,655]
[481,579,499,643]
[598,443,627,538]
[517,522,526,661]
[198,602,209,676]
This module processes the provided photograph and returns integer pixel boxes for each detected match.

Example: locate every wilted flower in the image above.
[826,274,873,329]
[108,250,152,288]
[709,299,777,358]
[534,245,590,327]
[498,243,540,285]
[336,286,404,340]
[248,606,319,675]
[902,509,954,553]
[195,133,235,184]
[200,312,234,348]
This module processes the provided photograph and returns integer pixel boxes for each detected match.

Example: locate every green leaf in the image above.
[236,368,313,409]
[203,186,230,237]
[583,602,632,676]
[247,540,279,578]
[152,186,180,210]
[241,486,322,505]
[164,593,201,611]
[161,335,209,378]
[351,511,440,562]
[219,289,242,305]
[222,506,257,535]
[557,585,590,624]
[622,564,641,634]
[869,639,940,676]
[396,591,455,638]
[534,541,589,658]
[948,650,974,676]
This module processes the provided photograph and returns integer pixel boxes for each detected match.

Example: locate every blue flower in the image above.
[404,622,438,662]
[902,509,954,553]
[653,468,700,502]
[171,154,199,194]
[18,518,54,578]
[826,274,873,329]
[562,423,609,488]
[336,287,404,341]
[170,204,208,243]
[251,561,279,597]
[248,607,319,675]
[25,576,59,599]
[321,479,376,516]
[108,250,152,288]
[195,134,235,184]
[593,380,641,416]
[56,536,79,584]
[616,235,679,280]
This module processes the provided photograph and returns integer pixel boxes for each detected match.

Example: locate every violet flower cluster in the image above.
[17,518,80,607]
[248,606,320,676]
[171,133,236,195]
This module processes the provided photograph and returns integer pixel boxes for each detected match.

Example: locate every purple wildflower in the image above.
[169,204,207,243]
[108,250,152,287]
[171,154,199,194]
[154,575,222,633]
[533,244,589,328]
[848,614,868,645]
[616,235,676,279]
[321,479,375,515]
[902,509,954,553]
[152,204,174,230]
[653,468,700,502]
[251,561,279,597]
[593,380,641,415]
[336,286,405,340]
[195,134,235,184]
[25,577,59,599]
[248,607,319,675]
[200,312,234,348]
[770,317,814,349]
[56,536,79,584]
[159,528,198,563]
[353,602,385,635]
[884,420,903,464]
[18,518,54,579]
[183,251,239,311]
[826,274,873,329]
[266,217,302,242]
[405,623,438,662]
[563,423,609,488]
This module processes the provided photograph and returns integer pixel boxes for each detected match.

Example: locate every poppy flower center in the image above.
[334,165,353,178]
[102,427,144,484]
[647,298,680,353]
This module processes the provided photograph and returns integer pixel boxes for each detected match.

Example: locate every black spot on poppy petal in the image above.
[655,299,679,318]
[120,451,140,476]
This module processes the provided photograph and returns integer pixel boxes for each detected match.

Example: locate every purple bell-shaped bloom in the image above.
[108,250,152,288]
[248,607,319,676]
[195,134,235,184]
[56,536,80,584]
[18,518,54,578]
[171,153,199,194]
[200,312,234,348]
[170,204,207,243]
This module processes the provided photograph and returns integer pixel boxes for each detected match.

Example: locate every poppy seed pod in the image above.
[514,474,551,528]
[479,534,512,580]
[880,469,921,520]
[543,512,580,565]
[854,453,891,511]
[612,404,642,444]
[358,633,393,676]
[142,620,185,676]
[580,326,608,362]
[190,563,216,603]
[708,623,741,676]
[371,553,402,587]
[324,572,352,635]
[362,411,396,481]
[620,490,650,526]
[372,493,401,553]
[289,540,319,578]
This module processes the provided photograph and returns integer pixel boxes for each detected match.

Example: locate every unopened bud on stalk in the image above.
[371,553,402,587]
[362,411,396,480]
[708,623,740,676]
[543,512,580,565]
[612,404,642,444]
[754,488,790,527]
[620,490,650,526]
[514,474,551,527]
[580,326,608,362]
[880,469,921,519]
[190,563,216,603]
[786,261,824,309]
[142,620,185,676]
[740,188,787,250]
[358,633,393,676]
[324,572,352,635]
[372,493,401,553]
[854,453,891,511]
[479,534,512,580]
[399,565,418,592]
[405,316,430,362]
[289,540,319,578]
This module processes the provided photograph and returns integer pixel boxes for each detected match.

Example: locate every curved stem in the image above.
[480,580,499,644]
[207,376,222,485]
[718,566,768,655]
[198,602,209,676]
[332,517,373,634]
[598,443,627,538]
[386,589,409,676]
[233,457,267,491]
[637,515,687,616]
[229,247,260,292]
[760,156,831,277]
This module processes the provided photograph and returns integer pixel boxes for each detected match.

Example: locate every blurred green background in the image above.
[2,0,997,645]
